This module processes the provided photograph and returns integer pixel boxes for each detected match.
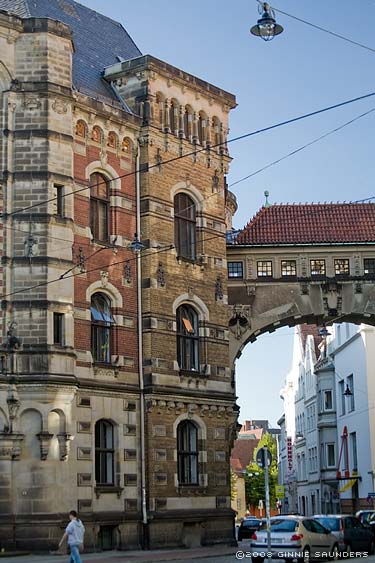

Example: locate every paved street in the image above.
[1,550,375,563]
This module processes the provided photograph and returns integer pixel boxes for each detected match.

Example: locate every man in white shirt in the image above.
[59,510,85,563]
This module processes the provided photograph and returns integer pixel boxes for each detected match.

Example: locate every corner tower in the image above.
[106,56,238,546]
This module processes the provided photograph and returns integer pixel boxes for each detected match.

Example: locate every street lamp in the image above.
[250,2,284,41]
[343,383,353,397]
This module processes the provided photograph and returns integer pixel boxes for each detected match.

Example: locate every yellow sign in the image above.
[275,485,285,498]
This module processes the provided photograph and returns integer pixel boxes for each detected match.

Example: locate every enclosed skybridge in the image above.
[226,202,375,364]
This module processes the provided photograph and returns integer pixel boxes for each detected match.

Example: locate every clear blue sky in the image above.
[80,0,375,426]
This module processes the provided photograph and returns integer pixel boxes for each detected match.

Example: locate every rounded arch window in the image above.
[174,193,196,260]
[90,172,110,242]
[169,100,178,135]
[176,304,199,372]
[177,420,198,485]
[95,419,114,485]
[198,112,207,146]
[91,292,114,364]
[75,119,87,138]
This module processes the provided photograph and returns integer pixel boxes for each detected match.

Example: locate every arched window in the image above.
[184,106,192,140]
[198,112,206,145]
[95,419,114,485]
[174,193,196,260]
[91,293,114,363]
[169,100,178,135]
[177,420,198,485]
[90,172,109,242]
[176,305,199,372]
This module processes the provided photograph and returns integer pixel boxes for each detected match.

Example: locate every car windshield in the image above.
[243,519,259,527]
[315,517,340,531]
[270,519,298,532]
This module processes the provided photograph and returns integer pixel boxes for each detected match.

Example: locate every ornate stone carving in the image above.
[229,305,251,340]
[321,281,342,317]
[24,96,41,110]
[300,281,310,295]
[215,276,223,301]
[157,263,166,287]
[37,431,53,461]
[100,271,109,287]
[52,99,68,114]
[57,433,73,461]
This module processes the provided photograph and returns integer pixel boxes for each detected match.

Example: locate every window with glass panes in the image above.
[90,172,109,242]
[326,443,335,467]
[176,305,199,372]
[227,261,243,278]
[364,258,375,276]
[310,259,326,276]
[334,259,350,276]
[95,420,114,485]
[174,193,196,260]
[281,260,297,277]
[91,293,114,363]
[177,420,198,485]
[257,261,273,277]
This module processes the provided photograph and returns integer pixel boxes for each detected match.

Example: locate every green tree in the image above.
[230,468,237,501]
[245,432,279,510]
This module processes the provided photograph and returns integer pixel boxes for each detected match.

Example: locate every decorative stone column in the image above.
[37,431,53,461]
[57,433,73,461]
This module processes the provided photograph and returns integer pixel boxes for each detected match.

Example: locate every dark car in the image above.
[238,517,261,541]
[314,514,374,554]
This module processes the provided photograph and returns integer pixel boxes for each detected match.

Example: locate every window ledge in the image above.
[94,486,123,499]
[176,485,207,496]
[179,369,207,378]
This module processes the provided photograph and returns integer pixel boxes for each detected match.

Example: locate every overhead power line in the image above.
[5,89,375,218]
[229,107,375,188]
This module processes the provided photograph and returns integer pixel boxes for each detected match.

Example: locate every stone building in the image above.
[0,0,238,551]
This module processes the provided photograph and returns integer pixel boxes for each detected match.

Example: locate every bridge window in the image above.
[228,261,243,278]
[310,259,326,277]
[364,258,375,276]
[281,260,297,277]
[176,305,199,372]
[334,259,350,276]
[174,193,196,260]
[257,260,273,278]
[177,420,198,485]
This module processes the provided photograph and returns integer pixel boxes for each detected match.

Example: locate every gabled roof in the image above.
[0,0,142,103]
[230,438,259,473]
[298,324,322,359]
[234,203,375,246]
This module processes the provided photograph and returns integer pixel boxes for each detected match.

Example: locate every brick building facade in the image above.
[0,0,238,551]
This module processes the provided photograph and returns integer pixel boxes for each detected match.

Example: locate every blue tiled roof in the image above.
[0,0,142,103]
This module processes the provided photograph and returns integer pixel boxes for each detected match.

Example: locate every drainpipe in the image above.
[135,142,148,547]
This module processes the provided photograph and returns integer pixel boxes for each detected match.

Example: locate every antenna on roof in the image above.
[264,190,270,208]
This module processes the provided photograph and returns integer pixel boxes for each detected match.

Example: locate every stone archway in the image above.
[228,278,375,364]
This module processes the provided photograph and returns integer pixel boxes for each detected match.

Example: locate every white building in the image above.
[278,323,375,515]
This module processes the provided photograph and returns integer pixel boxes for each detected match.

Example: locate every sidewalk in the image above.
[0,545,237,563]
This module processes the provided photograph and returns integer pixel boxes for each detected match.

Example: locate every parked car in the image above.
[250,515,338,563]
[356,510,375,526]
[238,517,262,541]
[314,514,374,554]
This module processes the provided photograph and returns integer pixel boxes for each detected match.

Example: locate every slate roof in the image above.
[234,203,375,246]
[0,0,142,103]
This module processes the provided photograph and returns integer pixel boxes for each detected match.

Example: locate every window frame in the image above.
[91,293,114,364]
[177,420,199,486]
[310,259,326,277]
[364,258,375,277]
[90,172,110,243]
[53,312,64,346]
[176,305,200,373]
[281,260,297,278]
[227,261,244,279]
[347,374,355,412]
[257,260,273,278]
[323,389,333,411]
[326,443,336,468]
[334,258,350,277]
[174,193,197,261]
[53,184,64,217]
[95,419,115,486]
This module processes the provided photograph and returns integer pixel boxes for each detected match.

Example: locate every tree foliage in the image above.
[245,432,279,509]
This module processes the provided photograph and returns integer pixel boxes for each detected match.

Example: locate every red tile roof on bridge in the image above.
[234,203,375,245]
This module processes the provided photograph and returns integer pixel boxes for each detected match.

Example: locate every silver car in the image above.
[250,516,339,563]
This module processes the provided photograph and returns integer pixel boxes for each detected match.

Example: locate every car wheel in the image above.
[330,544,339,560]
[298,546,310,563]
[345,543,352,558]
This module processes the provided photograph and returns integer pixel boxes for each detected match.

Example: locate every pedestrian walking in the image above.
[59,510,85,563]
